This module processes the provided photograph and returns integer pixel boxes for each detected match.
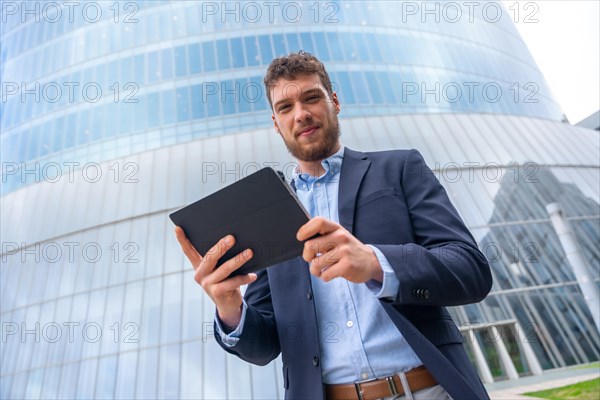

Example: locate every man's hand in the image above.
[296,217,383,283]
[174,226,256,328]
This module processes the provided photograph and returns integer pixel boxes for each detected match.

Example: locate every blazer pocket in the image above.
[357,187,397,209]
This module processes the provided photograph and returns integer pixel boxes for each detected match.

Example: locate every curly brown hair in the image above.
[263,51,334,110]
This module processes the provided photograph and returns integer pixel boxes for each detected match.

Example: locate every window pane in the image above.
[147,92,160,128]
[221,80,237,115]
[121,56,134,83]
[379,72,397,104]
[28,124,41,159]
[335,71,356,104]
[174,45,188,77]
[202,41,216,72]
[230,37,244,68]
[162,89,176,126]
[350,71,371,104]
[286,32,300,52]
[190,84,205,120]
[207,84,221,117]
[259,35,273,64]
[93,104,107,141]
[300,32,316,54]
[249,76,268,111]
[160,48,173,80]
[367,33,383,62]
[365,72,384,104]
[238,78,252,113]
[76,358,98,399]
[140,277,162,346]
[136,347,158,399]
[95,355,118,399]
[146,51,159,83]
[115,351,137,399]
[216,39,230,70]
[244,36,259,66]
[133,94,148,132]
[176,87,190,123]
[158,344,180,398]
[134,53,146,84]
[326,32,344,60]
[64,113,77,150]
[272,33,286,56]
[188,43,201,74]
[57,362,79,399]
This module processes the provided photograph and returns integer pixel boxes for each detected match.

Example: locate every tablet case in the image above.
[169,167,312,277]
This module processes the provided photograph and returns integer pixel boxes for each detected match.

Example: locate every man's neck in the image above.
[296,144,342,177]
[297,160,326,177]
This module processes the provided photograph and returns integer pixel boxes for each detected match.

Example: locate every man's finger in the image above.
[174,226,202,268]
[200,234,236,272]
[319,262,345,283]
[297,216,340,241]
[309,247,340,276]
[218,272,258,292]
[208,248,254,284]
[303,238,338,263]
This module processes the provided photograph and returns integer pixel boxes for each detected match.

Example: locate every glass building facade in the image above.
[1,1,598,398]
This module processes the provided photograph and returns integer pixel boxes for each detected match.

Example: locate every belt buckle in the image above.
[353,377,377,400]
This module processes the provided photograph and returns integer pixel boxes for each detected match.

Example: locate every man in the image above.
[175,51,492,399]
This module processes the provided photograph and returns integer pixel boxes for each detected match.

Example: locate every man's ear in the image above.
[272,114,280,134]
[331,92,341,114]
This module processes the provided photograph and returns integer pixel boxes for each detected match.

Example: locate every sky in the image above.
[503,0,600,124]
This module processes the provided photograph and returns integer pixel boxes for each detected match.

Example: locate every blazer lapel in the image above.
[338,148,370,234]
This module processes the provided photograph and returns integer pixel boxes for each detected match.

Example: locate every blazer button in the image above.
[423,289,430,300]
[307,290,313,300]
[312,356,319,366]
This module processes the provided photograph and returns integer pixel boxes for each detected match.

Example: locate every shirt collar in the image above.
[293,145,345,191]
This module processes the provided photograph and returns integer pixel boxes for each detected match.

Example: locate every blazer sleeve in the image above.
[375,149,492,306]
[214,268,281,366]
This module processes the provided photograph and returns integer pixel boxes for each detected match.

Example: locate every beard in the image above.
[282,117,341,162]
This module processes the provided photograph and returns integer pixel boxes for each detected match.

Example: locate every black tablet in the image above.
[169,167,312,277]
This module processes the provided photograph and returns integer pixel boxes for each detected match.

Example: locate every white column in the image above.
[467,328,495,383]
[490,326,519,380]
[514,322,543,375]
[547,203,600,332]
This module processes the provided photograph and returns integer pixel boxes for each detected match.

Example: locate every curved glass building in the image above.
[1,1,598,398]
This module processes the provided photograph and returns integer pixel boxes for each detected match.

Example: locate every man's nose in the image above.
[294,104,312,122]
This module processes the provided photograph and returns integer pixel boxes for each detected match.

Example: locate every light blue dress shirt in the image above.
[216,145,422,384]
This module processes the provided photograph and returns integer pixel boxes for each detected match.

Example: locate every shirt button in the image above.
[312,356,319,366]
[346,321,353,327]
[316,182,321,187]
[361,373,369,380]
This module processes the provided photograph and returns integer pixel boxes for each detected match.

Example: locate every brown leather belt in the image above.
[325,366,437,400]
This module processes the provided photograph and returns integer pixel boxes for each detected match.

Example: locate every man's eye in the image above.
[307,96,319,102]
[279,105,290,111]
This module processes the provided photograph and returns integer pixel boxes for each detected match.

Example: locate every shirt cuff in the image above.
[214,300,248,347]
[365,245,400,299]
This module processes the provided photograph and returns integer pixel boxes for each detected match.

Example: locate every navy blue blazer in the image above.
[215,148,492,399]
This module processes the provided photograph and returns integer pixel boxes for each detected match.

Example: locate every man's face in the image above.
[270,73,341,163]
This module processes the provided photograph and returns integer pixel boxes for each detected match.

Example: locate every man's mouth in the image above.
[297,126,319,137]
